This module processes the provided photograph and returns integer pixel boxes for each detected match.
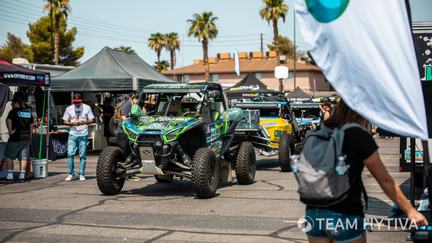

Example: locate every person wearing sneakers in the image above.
[4,92,34,182]
[63,94,94,181]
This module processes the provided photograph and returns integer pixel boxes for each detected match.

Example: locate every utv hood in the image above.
[123,116,202,141]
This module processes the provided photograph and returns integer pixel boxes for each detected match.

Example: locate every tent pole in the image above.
[421,140,432,212]
[46,87,51,161]
[410,138,416,206]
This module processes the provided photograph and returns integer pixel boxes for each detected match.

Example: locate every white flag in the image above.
[295,0,428,140]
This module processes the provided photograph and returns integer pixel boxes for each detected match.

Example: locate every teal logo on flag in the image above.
[306,0,349,23]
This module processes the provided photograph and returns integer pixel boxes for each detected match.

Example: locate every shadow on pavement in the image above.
[123,179,196,197]
[256,158,281,171]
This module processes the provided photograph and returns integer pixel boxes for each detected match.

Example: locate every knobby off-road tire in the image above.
[154,175,174,183]
[278,133,295,172]
[191,148,219,199]
[235,142,256,185]
[96,146,125,195]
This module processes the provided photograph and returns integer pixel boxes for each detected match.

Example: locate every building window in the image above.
[255,73,262,80]
[210,74,219,82]
[183,75,190,83]
[176,75,182,82]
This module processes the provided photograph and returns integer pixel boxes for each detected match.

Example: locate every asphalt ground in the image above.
[0,138,414,242]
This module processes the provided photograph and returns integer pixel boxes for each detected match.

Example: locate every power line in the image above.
[1,6,272,47]
[11,0,272,40]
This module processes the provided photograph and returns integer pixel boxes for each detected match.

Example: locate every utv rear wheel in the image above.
[191,148,219,198]
[96,146,125,195]
[235,142,256,185]
[278,133,295,172]
[154,175,174,183]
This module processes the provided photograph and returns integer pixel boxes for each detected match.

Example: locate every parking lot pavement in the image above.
[0,138,411,242]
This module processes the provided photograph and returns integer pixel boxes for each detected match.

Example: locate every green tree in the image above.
[44,0,71,65]
[0,32,33,62]
[260,0,288,66]
[114,46,135,54]
[164,33,180,70]
[154,60,170,72]
[148,33,166,71]
[27,16,84,66]
[267,35,295,59]
[187,12,218,82]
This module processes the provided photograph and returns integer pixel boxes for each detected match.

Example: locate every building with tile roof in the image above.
[163,51,331,92]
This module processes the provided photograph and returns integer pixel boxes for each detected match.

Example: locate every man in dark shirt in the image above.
[4,93,34,181]
[116,93,138,156]
[101,98,114,144]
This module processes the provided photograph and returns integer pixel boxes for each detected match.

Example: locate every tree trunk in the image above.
[170,50,175,70]
[272,17,280,66]
[54,16,60,65]
[157,50,161,71]
[202,39,209,82]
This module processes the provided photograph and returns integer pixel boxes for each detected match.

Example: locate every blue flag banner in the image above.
[295,0,428,140]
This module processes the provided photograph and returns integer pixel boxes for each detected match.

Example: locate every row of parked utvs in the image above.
[96,83,324,198]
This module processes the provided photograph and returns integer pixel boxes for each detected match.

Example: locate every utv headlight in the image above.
[164,129,180,142]
[124,128,138,142]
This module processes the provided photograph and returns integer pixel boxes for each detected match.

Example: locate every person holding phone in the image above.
[63,94,94,181]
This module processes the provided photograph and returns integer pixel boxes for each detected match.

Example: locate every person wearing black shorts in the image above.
[4,93,34,182]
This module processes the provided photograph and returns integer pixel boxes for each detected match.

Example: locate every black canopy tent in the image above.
[51,46,174,92]
[0,59,51,161]
[286,87,311,102]
[226,73,281,99]
[0,59,50,87]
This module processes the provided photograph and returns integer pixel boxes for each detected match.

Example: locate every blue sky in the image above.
[0,0,431,67]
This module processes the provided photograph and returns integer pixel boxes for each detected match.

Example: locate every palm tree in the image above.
[164,33,180,70]
[260,0,288,66]
[148,33,166,71]
[154,60,170,72]
[187,12,218,82]
[44,0,71,65]
[114,46,135,54]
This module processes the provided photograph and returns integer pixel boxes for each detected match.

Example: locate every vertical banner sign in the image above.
[233,49,240,76]
[413,32,432,81]
[295,0,429,140]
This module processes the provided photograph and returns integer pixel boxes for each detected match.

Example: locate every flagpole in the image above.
[293,7,297,91]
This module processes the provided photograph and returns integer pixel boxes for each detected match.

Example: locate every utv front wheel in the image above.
[191,148,219,198]
[278,133,294,172]
[235,142,256,185]
[96,146,125,195]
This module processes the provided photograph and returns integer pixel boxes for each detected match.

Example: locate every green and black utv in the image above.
[96,83,256,198]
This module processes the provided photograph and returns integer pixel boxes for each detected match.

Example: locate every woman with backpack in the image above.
[298,100,427,243]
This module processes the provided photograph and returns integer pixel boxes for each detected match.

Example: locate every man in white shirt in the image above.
[62,94,94,181]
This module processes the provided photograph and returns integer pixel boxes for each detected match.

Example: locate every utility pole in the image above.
[260,33,264,59]
[50,0,54,65]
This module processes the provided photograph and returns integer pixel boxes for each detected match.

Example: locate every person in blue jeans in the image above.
[62,94,94,181]
[303,100,427,243]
